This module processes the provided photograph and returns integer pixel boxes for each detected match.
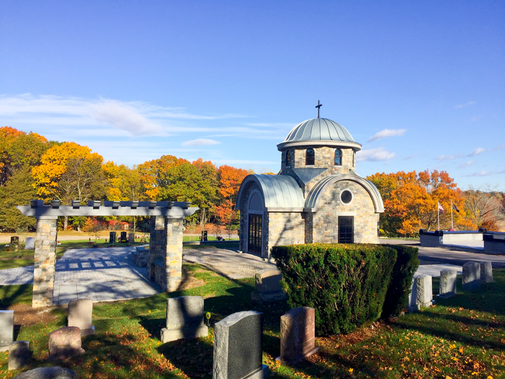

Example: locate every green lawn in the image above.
[0,265,504,378]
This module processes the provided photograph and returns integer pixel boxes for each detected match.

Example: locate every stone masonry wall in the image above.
[149,216,166,282]
[266,212,305,258]
[282,147,355,171]
[312,180,379,244]
[33,218,58,308]
[165,219,184,292]
[281,147,357,194]
[148,216,184,292]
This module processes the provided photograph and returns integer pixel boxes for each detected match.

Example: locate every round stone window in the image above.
[340,190,353,204]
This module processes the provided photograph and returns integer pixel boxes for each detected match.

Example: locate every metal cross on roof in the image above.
[315,100,323,118]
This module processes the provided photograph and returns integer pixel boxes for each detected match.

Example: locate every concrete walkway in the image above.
[0,245,276,306]
[1,241,503,306]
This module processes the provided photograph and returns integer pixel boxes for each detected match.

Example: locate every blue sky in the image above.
[1,1,504,190]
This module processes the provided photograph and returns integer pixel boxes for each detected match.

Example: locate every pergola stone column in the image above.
[33,217,58,308]
[17,200,198,308]
[149,216,185,292]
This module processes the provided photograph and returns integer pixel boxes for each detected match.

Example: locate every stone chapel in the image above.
[236,110,384,258]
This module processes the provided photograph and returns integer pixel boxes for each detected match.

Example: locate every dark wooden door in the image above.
[248,214,262,254]
[338,216,354,243]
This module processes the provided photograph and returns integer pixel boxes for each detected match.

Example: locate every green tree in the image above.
[0,166,38,232]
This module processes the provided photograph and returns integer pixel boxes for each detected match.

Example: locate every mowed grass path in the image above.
[0,265,504,378]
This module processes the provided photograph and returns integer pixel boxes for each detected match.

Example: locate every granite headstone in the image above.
[277,307,319,365]
[251,269,286,304]
[48,327,84,360]
[0,310,14,352]
[10,236,19,251]
[439,269,457,298]
[161,296,208,343]
[12,366,77,379]
[25,237,35,250]
[462,262,481,291]
[8,341,31,370]
[480,261,493,283]
[213,311,268,379]
[68,299,95,336]
[109,231,116,243]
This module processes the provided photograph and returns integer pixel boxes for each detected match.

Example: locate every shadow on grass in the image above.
[158,337,214,379]
[0,284,32,308]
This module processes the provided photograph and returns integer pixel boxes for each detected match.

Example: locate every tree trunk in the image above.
[199,208,207,228]
[64,216,68,230]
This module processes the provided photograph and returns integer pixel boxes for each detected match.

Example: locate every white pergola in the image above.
[17,200,198,308]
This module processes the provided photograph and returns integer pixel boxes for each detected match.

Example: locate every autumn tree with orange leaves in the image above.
[214,165,250,226]
[367,170,473,236]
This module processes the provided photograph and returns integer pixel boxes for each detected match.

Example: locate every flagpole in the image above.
[451,199,454,230]
[437,202,440,231]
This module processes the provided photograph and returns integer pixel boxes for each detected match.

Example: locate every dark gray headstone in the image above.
[0,310,14,351]
[10,236,20,251]
[68,299,95,336]
[8,341,31,370]
[161,296,208,343]
[109,232,116,243]
[277,307,319,365]
[213,311,268,379]
[13,366,77,379]
[25,237,35,250]
[128,233,135,243]
[120,231,127,242]
[462,262,481,291]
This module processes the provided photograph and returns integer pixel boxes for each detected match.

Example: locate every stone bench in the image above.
[131,246,149,267]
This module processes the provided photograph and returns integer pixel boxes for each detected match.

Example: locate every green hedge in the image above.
[271,243,418,336]
[381,244,420,318]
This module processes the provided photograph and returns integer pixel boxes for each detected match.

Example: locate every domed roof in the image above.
[277,118,362,151]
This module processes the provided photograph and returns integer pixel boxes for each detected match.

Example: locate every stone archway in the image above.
[17,200,198,308]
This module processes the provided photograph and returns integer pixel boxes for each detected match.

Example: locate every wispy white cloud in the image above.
[246,122,294,128]
[435,154,463,160]
[91,99,165,136]
[469,147,486,156]
[403,153,423,160]
[357,147,395,162]
[181,138,221,147]
[470,115,482,122]
[0,94,248,137]
[455,101,476,109]
[367,128,406,143]
[463,169,505,177]
[458,160,474,168]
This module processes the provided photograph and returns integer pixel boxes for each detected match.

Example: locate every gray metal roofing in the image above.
[292,168,326,185]
[244,174,305,209]
[305,173,384,212]
[283,118,356,143]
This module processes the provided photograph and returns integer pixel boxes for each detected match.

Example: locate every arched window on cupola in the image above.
[334,148,342,166]
[306,148,315,165]
[286,150,292,167]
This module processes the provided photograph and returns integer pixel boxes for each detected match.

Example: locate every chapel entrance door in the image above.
[338,216,354,243]
[248,214,262,255]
